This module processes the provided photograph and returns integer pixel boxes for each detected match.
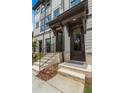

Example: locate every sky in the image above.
[32,0,38,30]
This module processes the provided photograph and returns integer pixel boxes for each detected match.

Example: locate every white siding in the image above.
[86,16,92,29]
[34,6,41,37]
[85,0,92,53]
[34,28,40,36]
[64,0,69,11]
[52,0,61,11]
[35,13,40,23]
[85,30,92,53]
[88,0,92,14]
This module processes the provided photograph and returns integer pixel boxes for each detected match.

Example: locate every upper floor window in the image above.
[41,19,45,25]
[46,2,51,14]
[70,0,80,7]
[41,7,45,13]
[46,2,50,9]
[35,7,40,15]
[53,8,60,18]
[36,22,39,29]
[45,14,51,29]
[40,18,45,32]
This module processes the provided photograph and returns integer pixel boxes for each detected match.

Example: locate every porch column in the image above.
[63,25,70,62]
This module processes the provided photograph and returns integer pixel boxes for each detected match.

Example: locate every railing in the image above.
[38,43,56,71]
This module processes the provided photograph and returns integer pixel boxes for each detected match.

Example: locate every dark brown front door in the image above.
[70,27,85,61]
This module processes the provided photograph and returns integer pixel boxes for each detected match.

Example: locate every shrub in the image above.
[32,52,43,64]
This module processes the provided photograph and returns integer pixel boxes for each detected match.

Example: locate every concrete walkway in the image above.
[32,73,84,93]
[32,74,62,93]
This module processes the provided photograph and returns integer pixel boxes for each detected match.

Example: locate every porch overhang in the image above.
[48,0,88,30]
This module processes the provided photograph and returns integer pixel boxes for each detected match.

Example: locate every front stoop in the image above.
[58,62,92,83]
[32,53,62,75]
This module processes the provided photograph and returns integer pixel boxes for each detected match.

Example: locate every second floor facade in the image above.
[33,0,91,36]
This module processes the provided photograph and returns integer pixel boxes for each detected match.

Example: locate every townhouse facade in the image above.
[32,0,92,65]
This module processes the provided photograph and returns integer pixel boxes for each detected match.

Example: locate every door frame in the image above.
[70,25,86,61]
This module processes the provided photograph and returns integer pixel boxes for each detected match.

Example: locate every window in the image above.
[41,18,45,25]
[46,2,50,8]
[36,7,40,14]
[36,22,39,29]
[39,40,42,53]
[45,14,51,29]
[53,8,60,18]
[46,38,51,52]
[41,25,44,32]
[40,18,45,32]
[41,7,45,13]
[70,0,80,7]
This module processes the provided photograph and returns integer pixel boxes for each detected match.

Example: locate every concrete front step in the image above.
[32,52,62,75]
[32,65,40,72]
[58,68,85,83]
[58,62,92,83]
[33,58,56,66]
[32,69,38,75]
[32,61,58,74]
[33,53,57,66]
[59,62,88,74]
[44,53,56,57]
[32,62,53,72]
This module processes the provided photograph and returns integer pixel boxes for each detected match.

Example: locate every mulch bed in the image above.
[36,63,58,81]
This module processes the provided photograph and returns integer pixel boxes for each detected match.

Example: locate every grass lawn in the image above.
[84,84,92,93]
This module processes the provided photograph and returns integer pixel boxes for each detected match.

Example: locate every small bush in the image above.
[32,52,43,64]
